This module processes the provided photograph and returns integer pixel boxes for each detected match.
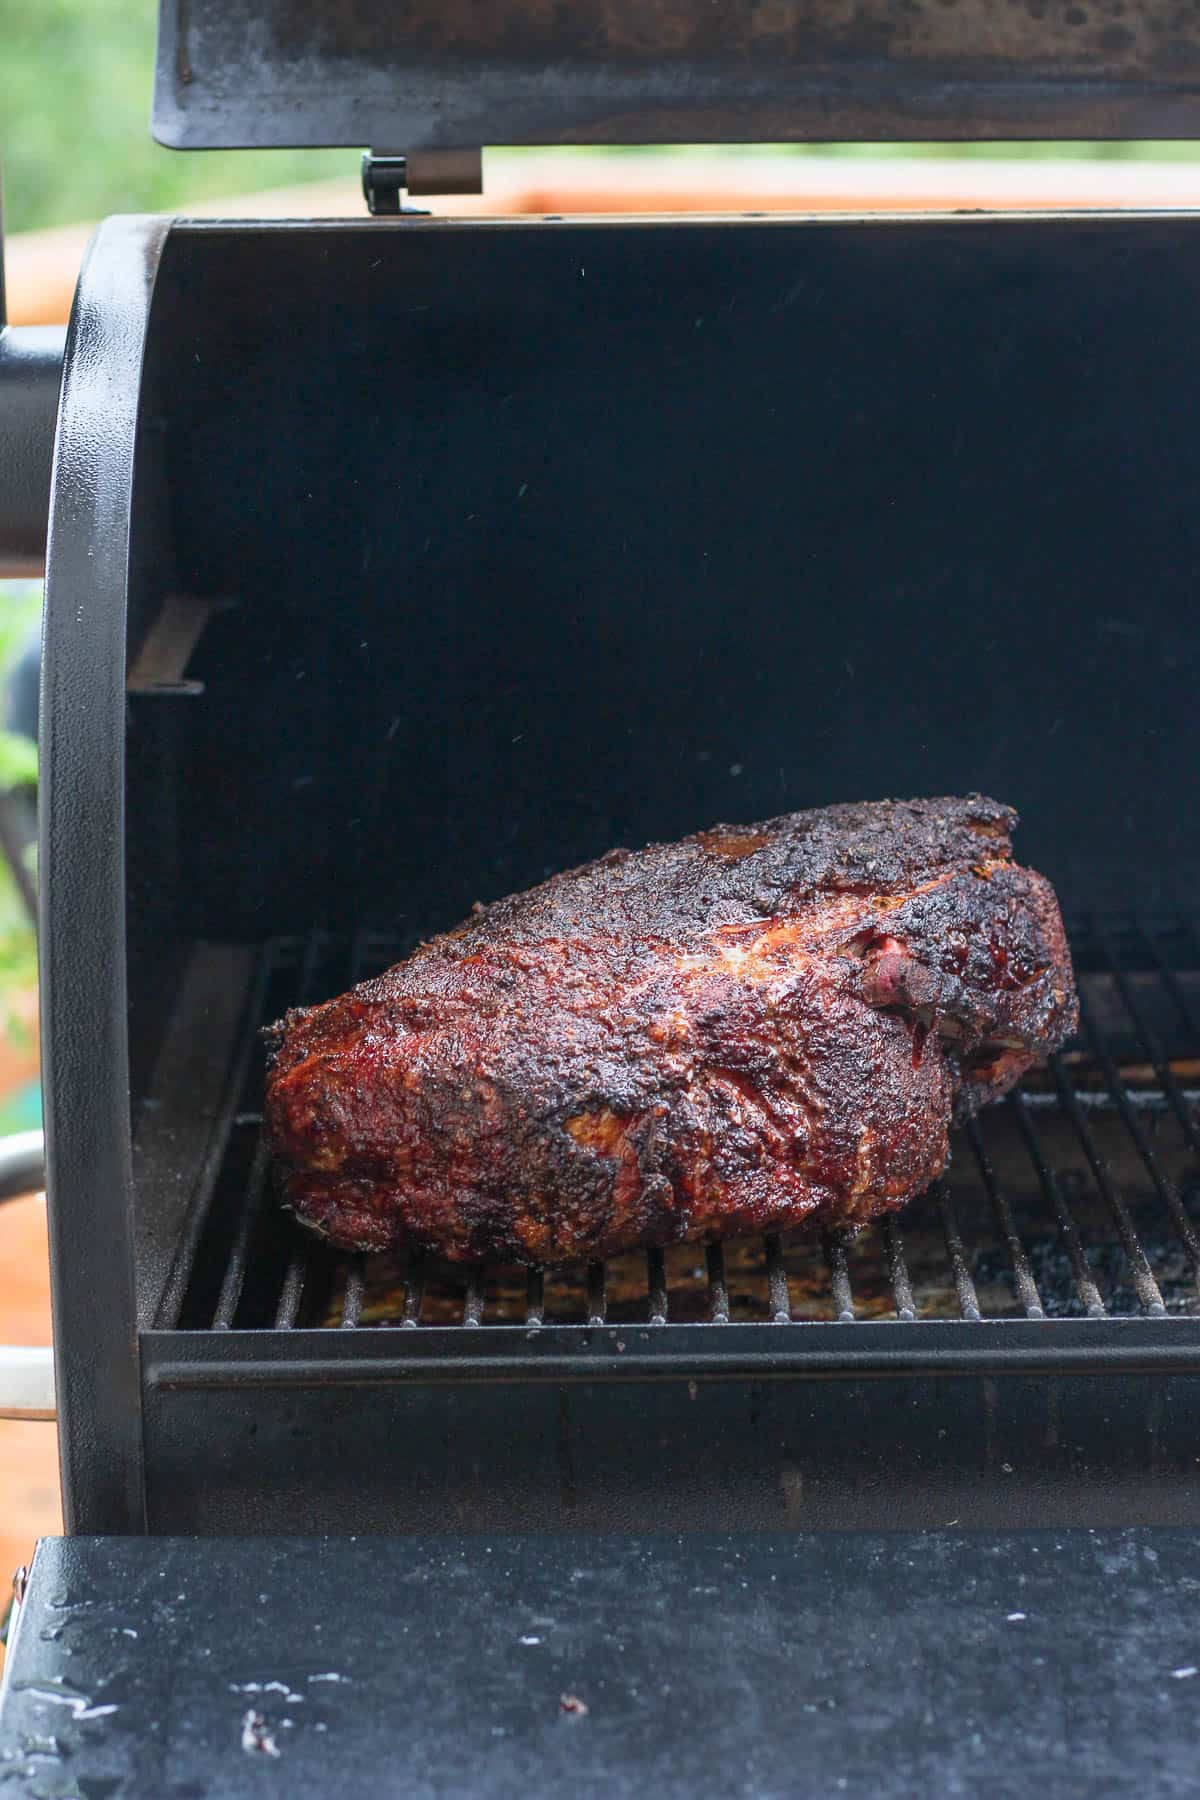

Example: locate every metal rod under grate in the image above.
[1049,1051,1167,1317]
[963,1113,1044,1319]
[706,1242,730,1324]
[936,1184,982,1322]
[463,1270,485,1328]
[880,1218,917,1323]
[1106,923,1200,1156]
[1010,1093,1106,1319]
[402,1251,426,1328]
[341,1259,366,1329]
[1076,987,1200,1294]
[212,934,327,1332]
[823,1231,855,1323]
[525,1267,545,1328]
[764,1234,791,1324]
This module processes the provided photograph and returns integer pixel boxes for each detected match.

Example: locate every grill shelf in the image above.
[161,920,1200,1335]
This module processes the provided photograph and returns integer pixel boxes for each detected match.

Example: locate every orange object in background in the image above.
[0,1192,59,1658]
[10,153,1200,326]
[0,997,54,1658]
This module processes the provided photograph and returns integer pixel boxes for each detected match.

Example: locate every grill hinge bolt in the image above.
[11,1564,27,1608]
[361,154,423,217]
[361,148,483,216]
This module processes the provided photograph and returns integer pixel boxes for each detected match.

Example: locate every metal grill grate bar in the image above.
[1101,924,1200,1156]
[880,1217,917,1322]
[212,1141,271,1330]
[463,1270,485,1328]
[585,1261,607,1326]
[153,949,278,1331]
[1050,1051,1167,1317]
[963,1113,1044,1319]
[706,1242,730,1324]
[936,1185,982,1321]
[341,1258,366,1328]
[212,934,326,1331]
[274,1252,308,1329]
[1075,989,1200,1289]
[402,1251,426,1328]
[764,1234,791,1323]
[1010,1093,1106,1318]
[1141,920,1200,1050]
[646,1248,668,1325]
[525,1267,545,1327]
[823,1231,855,1322]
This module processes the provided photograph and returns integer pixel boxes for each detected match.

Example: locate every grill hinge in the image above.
[361,148,484,216]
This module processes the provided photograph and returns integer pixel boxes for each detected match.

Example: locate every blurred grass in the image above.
[0,0,344,234]
[0,585,40,698]
[3,0,1200,235]
[0,585,41,1017]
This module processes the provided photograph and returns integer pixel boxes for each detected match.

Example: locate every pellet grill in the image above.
[2,3,1200,1793]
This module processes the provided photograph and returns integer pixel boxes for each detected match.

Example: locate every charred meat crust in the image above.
[264,795,1077,1263]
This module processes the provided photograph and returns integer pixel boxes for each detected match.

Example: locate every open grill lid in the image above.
[154,0,1200,153]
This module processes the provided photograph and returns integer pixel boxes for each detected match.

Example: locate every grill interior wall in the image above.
[123,217,1200,1318]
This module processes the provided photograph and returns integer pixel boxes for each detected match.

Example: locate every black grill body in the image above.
[42,212,1200,1535]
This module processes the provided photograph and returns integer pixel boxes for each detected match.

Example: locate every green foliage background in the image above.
[0,585,40,1009]
[0,0,344,234]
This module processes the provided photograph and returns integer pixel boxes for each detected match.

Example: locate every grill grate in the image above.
[166,920,1200,1332]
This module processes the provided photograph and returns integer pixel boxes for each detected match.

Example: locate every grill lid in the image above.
[154,0,1200,153]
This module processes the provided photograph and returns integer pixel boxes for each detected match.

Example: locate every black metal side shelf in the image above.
[9,1532,1200,1797]
[152,917,1200,1339]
